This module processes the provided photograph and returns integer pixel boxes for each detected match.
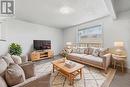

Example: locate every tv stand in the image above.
[31,50,54,61]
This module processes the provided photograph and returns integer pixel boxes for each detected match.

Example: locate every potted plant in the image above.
[61,49,69,61]
[62,52,68,59]
[9,43,22,56]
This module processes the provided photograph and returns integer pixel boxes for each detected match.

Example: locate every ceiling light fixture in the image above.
[59,6,74,14]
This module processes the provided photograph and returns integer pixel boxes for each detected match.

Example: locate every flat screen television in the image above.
[33,40,51,50]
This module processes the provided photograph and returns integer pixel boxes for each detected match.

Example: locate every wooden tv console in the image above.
[31,50,54,61]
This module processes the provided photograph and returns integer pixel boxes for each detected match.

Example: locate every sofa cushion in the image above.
[81,55,103,66]
[5,63,25,86]
[12,55,22,64]
[69,53,86,58]
[2,53,14,66]
[0,58,8,75]
[92,49,100,57]
[0,76,7,87]
[68,53,86,60]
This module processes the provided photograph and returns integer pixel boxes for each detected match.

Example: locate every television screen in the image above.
[33,40,51,50]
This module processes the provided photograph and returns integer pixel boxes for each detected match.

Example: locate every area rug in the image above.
[35,62,116,87]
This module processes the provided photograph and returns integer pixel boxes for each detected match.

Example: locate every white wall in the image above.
[63,10,130,68]
[0,19,63,56]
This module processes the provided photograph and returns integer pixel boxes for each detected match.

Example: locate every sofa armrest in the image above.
[19,62,35,79]
[102,53,111,69]
[12,73,51,87]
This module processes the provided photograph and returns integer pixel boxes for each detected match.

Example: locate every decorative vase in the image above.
[63,57,67,62]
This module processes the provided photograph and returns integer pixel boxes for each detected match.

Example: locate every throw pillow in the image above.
[84,48,89,55]
[5,63,25,86]
[79,48,85,54]
[72,48,78,53]
[0,58,8,76]
[66,48,72,53]
[88,48,94,55]
[20,62,35,79]
[0,76,7,87]
[12,55,22,64]
[92,49,100,57]
[99,48,109,57]
[2,53,14,66]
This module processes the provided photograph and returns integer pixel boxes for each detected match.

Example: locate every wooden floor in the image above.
[35,56,130,87]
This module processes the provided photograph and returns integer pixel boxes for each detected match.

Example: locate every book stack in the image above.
[64,60,76,68]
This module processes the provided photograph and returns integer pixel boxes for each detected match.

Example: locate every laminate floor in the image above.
[110,69,130,87]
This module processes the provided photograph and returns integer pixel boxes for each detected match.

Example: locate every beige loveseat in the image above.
[67,47,111,73]
[0,54,51,87]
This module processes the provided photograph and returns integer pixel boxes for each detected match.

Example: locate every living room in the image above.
[0,0,130,87]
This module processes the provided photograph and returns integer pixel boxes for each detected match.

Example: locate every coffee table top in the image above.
[52,59,84,73]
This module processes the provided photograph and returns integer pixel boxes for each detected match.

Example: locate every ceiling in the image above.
[114,0,130,13]
[15,0,109,29]
[15,0,130,29]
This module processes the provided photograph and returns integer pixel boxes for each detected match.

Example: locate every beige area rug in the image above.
[35,62,116,87]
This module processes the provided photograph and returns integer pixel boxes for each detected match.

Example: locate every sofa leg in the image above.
[105,69,107,74]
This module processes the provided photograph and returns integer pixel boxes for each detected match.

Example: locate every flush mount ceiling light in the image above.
[59,6,74,14]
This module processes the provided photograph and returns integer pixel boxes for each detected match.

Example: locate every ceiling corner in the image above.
[104,0,117,19]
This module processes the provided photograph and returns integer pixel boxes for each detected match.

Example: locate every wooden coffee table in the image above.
[52,59,84,85]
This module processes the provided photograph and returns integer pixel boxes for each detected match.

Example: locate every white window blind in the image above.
[78,25,103,47]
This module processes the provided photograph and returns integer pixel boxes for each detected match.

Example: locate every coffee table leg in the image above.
[69,74,73,85]
[80,68,82,79]
[53,65,54,73]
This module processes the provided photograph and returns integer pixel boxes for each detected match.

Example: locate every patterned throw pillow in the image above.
[84,48,89,55]
[84,48,94,55]
[92,49,100,57]
[99,48,109,57]
[89,48,94,55]
[5,63,25,86]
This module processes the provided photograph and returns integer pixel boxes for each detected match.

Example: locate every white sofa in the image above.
[67,47,111,73]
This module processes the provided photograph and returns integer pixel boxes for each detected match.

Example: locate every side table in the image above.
[112,54,126,72]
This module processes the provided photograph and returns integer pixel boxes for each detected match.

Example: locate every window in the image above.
[78,25,103,47]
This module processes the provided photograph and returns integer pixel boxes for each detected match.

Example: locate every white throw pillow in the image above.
[72,48,78,53]
[2,53,14,66]
[92,49,100,57]
[12,55,22,64]
[79,48,85,54]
